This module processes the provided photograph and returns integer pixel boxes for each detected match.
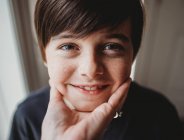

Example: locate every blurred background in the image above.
[0,0,184,139]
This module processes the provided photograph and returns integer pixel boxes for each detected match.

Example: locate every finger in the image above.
[48,79,72,119]
[108,78,131,110]
[84,78,131,138]
[48,79,73,115]
[49,79,74,114]
[49,79,64,102]
[82,102,112,139]
[91,78,131,120]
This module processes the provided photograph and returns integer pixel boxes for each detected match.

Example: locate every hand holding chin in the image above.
[41,78,131,140]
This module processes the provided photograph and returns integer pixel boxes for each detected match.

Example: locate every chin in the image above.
[75,105,97,112]
[73,100,106,112]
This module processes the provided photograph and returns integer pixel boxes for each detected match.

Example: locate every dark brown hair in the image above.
[34,0,144,61]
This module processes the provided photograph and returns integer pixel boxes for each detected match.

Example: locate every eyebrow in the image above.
[52,34,77,40]
[106,34,130,42]
[52,33,130,43]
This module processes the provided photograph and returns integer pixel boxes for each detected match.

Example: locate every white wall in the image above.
[135,0,184,119]
[0,0,27,139]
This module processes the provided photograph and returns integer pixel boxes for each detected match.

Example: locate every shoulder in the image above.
[124,82,184,139]
[125,81,176,113]
[16,86,50,118]
[18,86,50,109]
[13,86,50,122]
[9,86,50,140]
[124,81,182,125]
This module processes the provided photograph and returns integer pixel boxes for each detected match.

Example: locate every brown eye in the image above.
[104,43,124,51]
[101,43,126,57]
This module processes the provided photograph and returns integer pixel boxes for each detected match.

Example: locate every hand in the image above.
[41,78,131,140]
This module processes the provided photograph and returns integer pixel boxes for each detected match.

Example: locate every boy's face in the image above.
[45,19,133,111]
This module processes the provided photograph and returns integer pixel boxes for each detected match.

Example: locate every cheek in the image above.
[105,47,133,84]
[117,54,133,81]
[47,60,75,84]
[47,61,75,95]
[107,59,132,92]
[112,63,131,81]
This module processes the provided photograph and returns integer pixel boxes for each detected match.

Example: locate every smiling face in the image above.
[45,19,133,112]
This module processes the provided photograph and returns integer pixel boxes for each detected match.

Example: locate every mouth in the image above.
[69,84,109,95]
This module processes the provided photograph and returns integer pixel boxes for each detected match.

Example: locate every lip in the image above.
[69,84,110,95]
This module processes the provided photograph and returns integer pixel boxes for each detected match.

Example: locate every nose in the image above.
[78,53,104,79]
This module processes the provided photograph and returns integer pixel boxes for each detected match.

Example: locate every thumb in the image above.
[86,78,131,138]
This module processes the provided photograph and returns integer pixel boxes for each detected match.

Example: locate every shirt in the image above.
[9,82,184,140]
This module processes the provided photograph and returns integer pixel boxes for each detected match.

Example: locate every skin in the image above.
[41,19,133,140]
[42,78,131,140]
[45,19,133,112]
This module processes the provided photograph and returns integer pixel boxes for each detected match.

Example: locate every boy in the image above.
[9,0,183,139]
